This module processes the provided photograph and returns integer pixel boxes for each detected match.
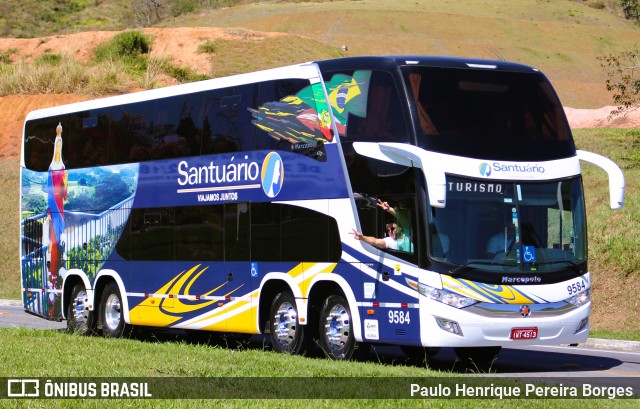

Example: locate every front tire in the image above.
[99,282,132,338]
[269,292,309,355]
[318,294,368,360]
[66,283,95,335]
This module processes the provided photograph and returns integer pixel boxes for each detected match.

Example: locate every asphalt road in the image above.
[1,300,639,381]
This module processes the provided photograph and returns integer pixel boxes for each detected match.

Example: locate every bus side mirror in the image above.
[577,150,625,210]
[352,142,447,208]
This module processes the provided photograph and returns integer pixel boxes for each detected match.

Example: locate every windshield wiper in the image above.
[449,260,499,276]
[535,260,583,274]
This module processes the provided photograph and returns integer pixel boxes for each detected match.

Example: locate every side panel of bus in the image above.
[19,64,358,332]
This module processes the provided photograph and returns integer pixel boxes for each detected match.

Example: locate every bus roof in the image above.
[24,56,541,122]
[315,55,540,73]
[23,62,323,121]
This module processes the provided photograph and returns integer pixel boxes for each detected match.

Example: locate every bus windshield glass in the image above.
[402,66,575,161]
[429,176,587,275]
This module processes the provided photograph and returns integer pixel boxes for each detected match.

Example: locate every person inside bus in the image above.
[486,224,516,258]
[351,198,414,252]
[350,221,413,252]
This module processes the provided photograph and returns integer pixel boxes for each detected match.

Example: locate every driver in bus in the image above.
[486,224,516,258]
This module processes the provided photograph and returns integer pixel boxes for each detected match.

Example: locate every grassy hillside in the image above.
[573,129,640,331]
[159,0,640,108]
[1,1,640,107]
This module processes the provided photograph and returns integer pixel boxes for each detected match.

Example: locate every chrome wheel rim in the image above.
[272,301,297,348]
[72,290,89,328]
[323,304,350,353]
[104,294,122,331]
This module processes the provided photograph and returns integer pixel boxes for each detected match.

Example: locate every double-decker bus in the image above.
[20,56,625,363]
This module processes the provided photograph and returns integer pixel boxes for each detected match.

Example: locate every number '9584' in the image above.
[567,280,586,295]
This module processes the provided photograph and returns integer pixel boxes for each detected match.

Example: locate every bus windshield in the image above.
[429,176,587,276]
[402,66,575,161]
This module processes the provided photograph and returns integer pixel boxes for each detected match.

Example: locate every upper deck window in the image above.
[402,66,575,161]
[23,78,328,172]
[322,69,410,144]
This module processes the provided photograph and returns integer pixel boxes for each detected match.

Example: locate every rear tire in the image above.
[99,282,132,338]
[318,294,369,360]
[269,292,310,355]
[66,283,95,336]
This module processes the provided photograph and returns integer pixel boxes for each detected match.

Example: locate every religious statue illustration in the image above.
[44,122,68,317]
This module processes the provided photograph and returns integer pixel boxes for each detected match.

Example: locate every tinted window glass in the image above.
[153,94,205,160]
[250,202,281,261]
[323,69,410,144]
[280,205,342,261]
[348,154,420,264]
[175,205,223,261]
[403,66,574,161]
[116,203,341,262]
[224,203,250,261]
[24,116,68,172]
[111,101,154,163]
[202,85,255,154]
[66,108,111,168]
[25,79,321,171]
[116,207,174,261]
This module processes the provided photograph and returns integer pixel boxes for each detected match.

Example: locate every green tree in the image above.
[599,48,640,116]
[23,194,46,215]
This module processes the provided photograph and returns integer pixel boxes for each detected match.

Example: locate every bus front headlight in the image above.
[417,283,479,308]
[565,288,591,307]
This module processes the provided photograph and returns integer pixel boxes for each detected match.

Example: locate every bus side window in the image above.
[280,203,341,262]
[66,108,111,168]
[110,101,154,164]
[251,202,281,262]
[174,205,223,261]
[338,70,409,144]
[354,194,380,240]
[202,88,250,154]
[224,203,250,262]
[153,94,205,160]
[117,208,174,261]
[24,116,68,172]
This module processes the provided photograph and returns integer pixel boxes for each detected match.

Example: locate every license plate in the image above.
[510,327,538,340]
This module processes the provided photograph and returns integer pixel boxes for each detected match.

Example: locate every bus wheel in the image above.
[99,282,131,338]
[66,284,95,336]
[269,292,308,354]
[454,346,501,367]
[319,294,367,360]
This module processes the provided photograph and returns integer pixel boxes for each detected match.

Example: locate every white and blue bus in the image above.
[20,56,625,363]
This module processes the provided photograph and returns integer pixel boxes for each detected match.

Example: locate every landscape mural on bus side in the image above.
[21,123,138,319]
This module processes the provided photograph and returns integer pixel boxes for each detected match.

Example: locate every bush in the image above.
[172,0,201,16]
[94,30,151,61]
[34,53,62,67]
[197,41,217,54]
[620,0,640,20]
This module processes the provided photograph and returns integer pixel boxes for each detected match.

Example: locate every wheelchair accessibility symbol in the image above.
[523,246,536,263]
